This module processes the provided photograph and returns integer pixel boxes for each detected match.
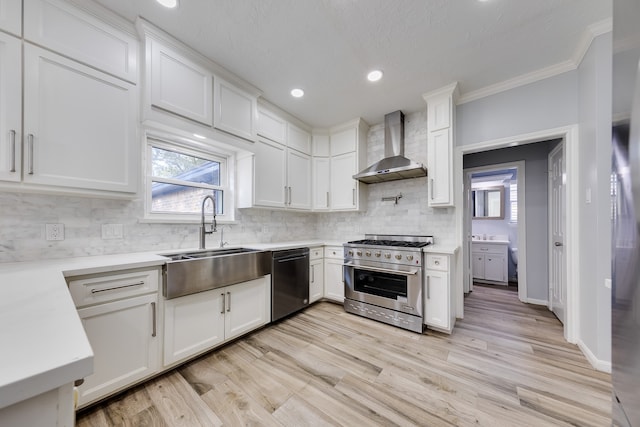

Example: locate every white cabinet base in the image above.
[424,252,456,334]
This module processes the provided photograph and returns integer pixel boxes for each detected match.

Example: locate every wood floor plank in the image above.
[77,286,612,427]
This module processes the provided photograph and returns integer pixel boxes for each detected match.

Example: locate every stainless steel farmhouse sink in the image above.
[161,248,272,299]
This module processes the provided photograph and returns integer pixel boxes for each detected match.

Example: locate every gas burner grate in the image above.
[347,239,431,248]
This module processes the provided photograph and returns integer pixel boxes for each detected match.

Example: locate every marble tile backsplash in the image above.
[0,110,456,263]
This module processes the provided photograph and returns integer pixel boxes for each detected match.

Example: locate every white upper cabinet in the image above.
[251,138,287,208]
[287,149,311,209]
[330,152,357,210]
[149,38,213,126]
[24,0,138,83]
[312,157,330,210]
[23,45,138,193]
[312,133,330,157]
[0,0,21,36]
[287,124,311,155]
[214,76,257,141]
[330,126,357,156]
[0,33,21,183]
[257,107,287,144]
[424,83,458,208]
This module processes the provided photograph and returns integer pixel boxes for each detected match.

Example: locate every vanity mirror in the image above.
[472,186,505,219]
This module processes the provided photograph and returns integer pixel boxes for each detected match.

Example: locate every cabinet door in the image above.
[0,33,21,183]
[472,254,485,279]
[427,128,452,207]
[288,124,311,155]
[0,0,21,36]
[424,270,449,330]
[23,44,138,193]
[484,255,506,283]
[312,133,330,157]
[77,294,160,407]
[312,157,330,210]
[287,149,311,210]
[150,38,213,125]
[163,290,225,366]
[330,127,357,156]
[214,76,256,141]
[310,259,324,303]
[257,108,286,144]
[324,259,344,302]
[224,276,271,340]
[330,152,356,210]
[253,138,286,207]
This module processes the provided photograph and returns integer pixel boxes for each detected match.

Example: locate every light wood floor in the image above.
[76,285,612,426]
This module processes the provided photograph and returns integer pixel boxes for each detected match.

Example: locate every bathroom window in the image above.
[509,181,518,223]
[144,137,234,222]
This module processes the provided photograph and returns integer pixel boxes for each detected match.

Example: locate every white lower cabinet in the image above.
[163,276,270,366]
[472,242,508,285]
[424,253,456,333]
[69,268,162,409]
[309,246,324,303]
[324,246,344,302]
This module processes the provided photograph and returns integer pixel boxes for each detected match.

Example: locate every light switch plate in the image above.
[45,223,65,241]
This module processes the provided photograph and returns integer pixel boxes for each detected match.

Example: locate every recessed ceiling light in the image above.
[193,133,206,140]
[367,70,383,82]
[291,88,304,98]
[156,0,178,8]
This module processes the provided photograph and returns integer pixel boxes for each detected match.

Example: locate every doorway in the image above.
[463,162,525,301]
[454,126,579,343]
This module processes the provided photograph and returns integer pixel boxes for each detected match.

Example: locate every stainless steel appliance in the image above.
[343,234,433,333]
[272,248,310,321]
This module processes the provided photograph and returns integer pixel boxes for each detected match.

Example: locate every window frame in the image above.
[143,134,236,223]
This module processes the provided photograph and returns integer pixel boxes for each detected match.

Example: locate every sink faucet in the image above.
[199,195,217,249]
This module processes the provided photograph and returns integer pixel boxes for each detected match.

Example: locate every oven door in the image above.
[344,261,423,317]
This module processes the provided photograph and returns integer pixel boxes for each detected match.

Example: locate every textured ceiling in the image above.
[93,0,611,128]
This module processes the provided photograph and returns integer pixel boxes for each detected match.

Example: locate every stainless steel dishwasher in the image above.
[271,248,310,321]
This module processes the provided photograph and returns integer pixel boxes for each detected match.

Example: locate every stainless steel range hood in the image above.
[353,111,427,184]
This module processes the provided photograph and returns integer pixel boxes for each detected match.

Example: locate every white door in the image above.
[484,255,506,282]
[0,33,21,182]
[424,270,449,330]
[253,138,286,207]
[312,157,330,210]
[472,254,485,279]
[330,152,356,210]
[463,171,473,292]
[287,149,311,210]
[309,259,324,303]
[77,294,160,407]
[324,259,345,302]
[549,144,566,324]
[224,277,270,340]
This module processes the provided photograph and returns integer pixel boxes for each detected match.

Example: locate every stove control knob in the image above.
[365,251,372,257]
[348,250,354,256]
[384,253,391,259]
[356,251,362,256]
[406,255,414,261]
[374,251,381,258]
[395,254,402,260]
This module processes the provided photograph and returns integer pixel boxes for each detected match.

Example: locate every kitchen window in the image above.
[145,137,234,222]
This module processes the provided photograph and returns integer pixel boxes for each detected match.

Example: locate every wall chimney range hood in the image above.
[353,111,427,184]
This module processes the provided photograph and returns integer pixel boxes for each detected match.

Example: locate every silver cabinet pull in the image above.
[352,188,356,205]
[326,191,329,207]
[9,130,16,173]
[429,179,434,200]
[221,293,225,314]
[311,264,315,283]
[427,277,430,299]
[90,281,145,294]
[284,186,288,205]
[226,291,231,312]
[151,302,157,337]
[288,186,292,205]
[27,134,34,175]
[554,242,563,247]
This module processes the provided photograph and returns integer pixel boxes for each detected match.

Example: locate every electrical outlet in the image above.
[102,224,124,239]
[45,223,65,241]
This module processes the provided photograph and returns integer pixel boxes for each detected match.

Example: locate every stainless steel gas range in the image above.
[343,234,434,333]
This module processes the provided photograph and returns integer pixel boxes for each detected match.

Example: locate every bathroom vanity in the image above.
[471,240,509,286]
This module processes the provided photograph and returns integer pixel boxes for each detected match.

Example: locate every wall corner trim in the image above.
[577,339,612,373]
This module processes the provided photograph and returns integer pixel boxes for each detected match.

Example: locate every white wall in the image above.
[578,32,613,364]
[464,142,558,300]
[456,71,579,146]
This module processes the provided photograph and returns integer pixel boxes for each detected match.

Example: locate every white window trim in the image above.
[142,133,236,224]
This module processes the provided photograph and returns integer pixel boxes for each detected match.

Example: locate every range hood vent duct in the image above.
[353,110,427,184]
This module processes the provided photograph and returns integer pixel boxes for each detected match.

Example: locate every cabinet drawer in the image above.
[68,268,159,308]
[324,246,343,259]
[309,246,324,260]
[472,243,506,255]
[426,254,448,271]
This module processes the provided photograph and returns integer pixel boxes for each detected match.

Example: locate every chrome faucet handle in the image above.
[219,225,230,247]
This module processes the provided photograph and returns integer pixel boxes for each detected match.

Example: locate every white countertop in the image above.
[471,239,510,245]
[423,244,460,255]
[0,240,351,409]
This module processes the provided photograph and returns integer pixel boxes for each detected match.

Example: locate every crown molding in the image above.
[458,18,612,105]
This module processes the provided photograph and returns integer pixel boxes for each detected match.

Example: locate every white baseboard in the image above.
[577,339,612,373]
[526,298,548,306]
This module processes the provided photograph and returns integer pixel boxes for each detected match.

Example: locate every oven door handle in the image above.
[343,263,419,276]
